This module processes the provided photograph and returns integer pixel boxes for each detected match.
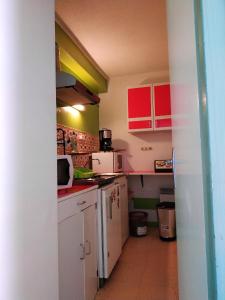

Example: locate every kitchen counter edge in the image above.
[58,185,98,202]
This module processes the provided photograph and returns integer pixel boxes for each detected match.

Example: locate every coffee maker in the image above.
[99,128,113,151]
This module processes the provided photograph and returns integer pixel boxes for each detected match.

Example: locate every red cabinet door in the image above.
[153,84,172,130]
[127,86,153,131]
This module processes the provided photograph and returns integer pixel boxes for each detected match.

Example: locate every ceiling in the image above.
[55,0,169,78]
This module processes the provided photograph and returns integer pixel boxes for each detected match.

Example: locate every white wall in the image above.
[0,1,58,299]
[100,71,172,172]
[167,1,209,299]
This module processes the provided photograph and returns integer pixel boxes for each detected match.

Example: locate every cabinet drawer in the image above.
[58,190,97,223]
[154,118,172,130]
[128,120,152,131]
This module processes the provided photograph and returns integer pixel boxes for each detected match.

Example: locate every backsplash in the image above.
[57,123,99,168]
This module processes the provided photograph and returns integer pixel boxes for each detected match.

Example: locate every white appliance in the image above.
[57,155,74,189]
[92,151,124,173]
[97,182,122,279]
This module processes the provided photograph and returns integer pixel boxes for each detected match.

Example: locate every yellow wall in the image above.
[57,105,99,136]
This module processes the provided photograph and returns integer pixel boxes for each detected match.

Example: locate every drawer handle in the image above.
[77,201,86,206]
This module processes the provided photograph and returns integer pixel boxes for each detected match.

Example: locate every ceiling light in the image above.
[73,104,86,111]
[63,106,79,116]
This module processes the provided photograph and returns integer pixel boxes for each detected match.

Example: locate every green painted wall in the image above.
[55,23,108,94]
[57,104,99,136]
[55,23,102,136]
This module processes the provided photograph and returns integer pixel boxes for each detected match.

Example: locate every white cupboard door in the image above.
[83,205,98,300]
[58,212,84,300]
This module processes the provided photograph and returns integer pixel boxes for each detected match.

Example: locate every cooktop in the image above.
[73,174,116,187]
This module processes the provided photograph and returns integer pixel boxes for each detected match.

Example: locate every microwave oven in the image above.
[92,152,124,173]
[57,155,74,189]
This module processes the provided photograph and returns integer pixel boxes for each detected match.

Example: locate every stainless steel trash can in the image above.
[157,202,176,241]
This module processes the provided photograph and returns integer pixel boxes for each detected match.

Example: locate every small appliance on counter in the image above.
[154,159,173,173]
[92,151,124,173]
[99,128,113,151]
[57,155,74,189]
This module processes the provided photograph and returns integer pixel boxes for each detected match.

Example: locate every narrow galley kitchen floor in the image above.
[95,228,179,300]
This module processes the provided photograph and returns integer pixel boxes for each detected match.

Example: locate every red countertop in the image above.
[57,184,96,199]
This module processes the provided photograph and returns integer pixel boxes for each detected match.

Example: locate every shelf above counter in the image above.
[126,171,173,176]
[126,170,174,188]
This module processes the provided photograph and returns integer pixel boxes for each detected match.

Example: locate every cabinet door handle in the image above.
[85,240,91,255]
[108,196,113,219]
[80,243,85,260]
[77,201,86,206]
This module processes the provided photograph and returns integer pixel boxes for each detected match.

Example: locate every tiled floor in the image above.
[95,228,179,300]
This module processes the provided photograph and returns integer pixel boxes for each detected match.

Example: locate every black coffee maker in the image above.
[99,128,113,151]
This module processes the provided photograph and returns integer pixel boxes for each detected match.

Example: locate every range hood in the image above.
[56,71,100,106]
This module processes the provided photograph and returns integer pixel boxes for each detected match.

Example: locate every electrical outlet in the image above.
[141,146,152,151]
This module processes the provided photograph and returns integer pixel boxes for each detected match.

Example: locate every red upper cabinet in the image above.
[153,83,172,130]
[127,83,172,132]
[127,86,153,132]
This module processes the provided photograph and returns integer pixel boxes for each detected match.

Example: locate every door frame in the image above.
[195,0,225,299]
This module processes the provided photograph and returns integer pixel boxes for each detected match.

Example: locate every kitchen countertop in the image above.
[57,184,98,202]
[73,172,126,187]
[96,172,126,176]
[57,173,126,202]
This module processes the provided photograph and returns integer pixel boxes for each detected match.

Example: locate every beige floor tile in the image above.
[136,285,177,300]
[150,285,178,300]
[95,281,139,300]
[109,261,145,286]
[95,228,179,300]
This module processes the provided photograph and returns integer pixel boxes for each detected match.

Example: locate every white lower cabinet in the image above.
[58,188,98,300]
[58,211,84,300]
[83,204,98,300]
